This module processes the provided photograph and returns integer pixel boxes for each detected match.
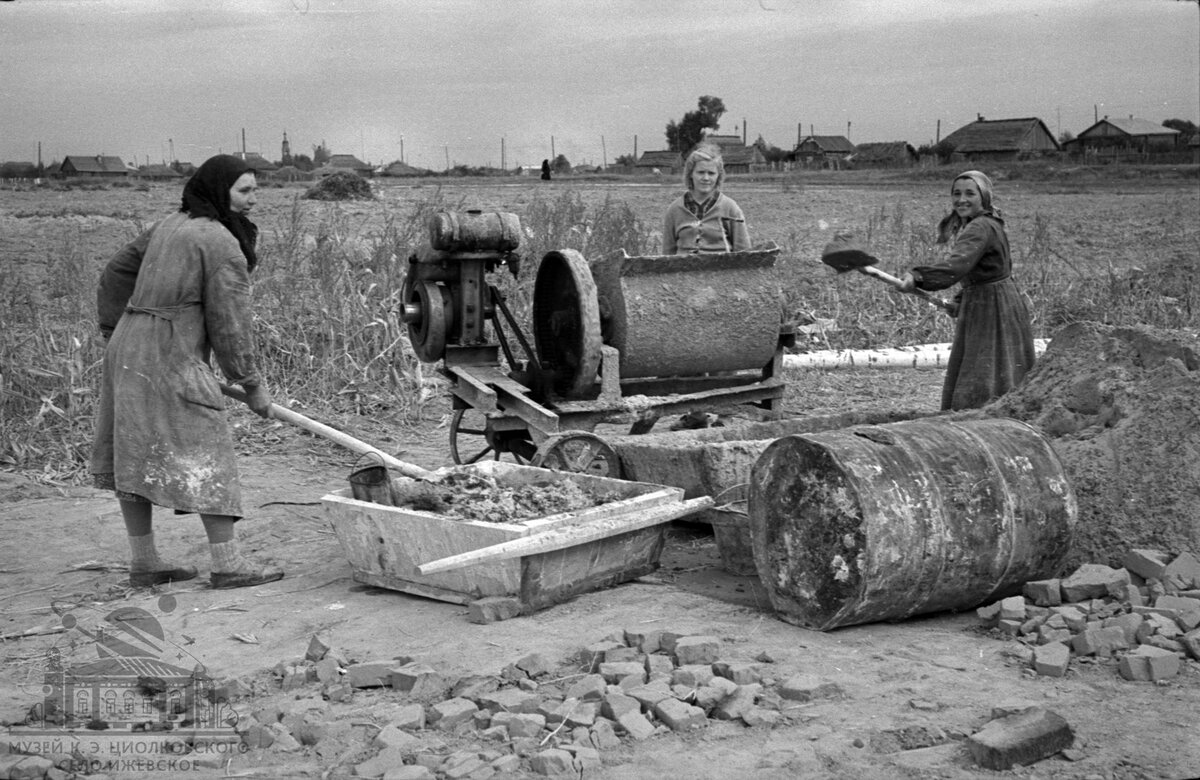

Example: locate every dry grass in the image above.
[1,170,1197,480]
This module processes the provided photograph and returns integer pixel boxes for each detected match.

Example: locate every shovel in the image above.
[219,384,437,481]
[821,237,956,316]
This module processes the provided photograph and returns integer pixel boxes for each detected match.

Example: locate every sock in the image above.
[128,532,162,572]
[209,540,251,573]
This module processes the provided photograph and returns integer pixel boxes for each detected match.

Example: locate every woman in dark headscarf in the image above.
[899,170,1035,410]
[91,154,283,589]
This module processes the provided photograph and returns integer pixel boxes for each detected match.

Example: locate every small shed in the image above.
[635,150,683,175]
[720,144,767,174]
[939,116,1059,161]
[793,136,856,167]
[58,155,130,178]
[1073,116,1182,156]
[851,141,918,168]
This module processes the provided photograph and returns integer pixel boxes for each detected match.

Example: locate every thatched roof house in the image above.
[940,116,1059,161]
[59,155,129,177]
[238,152,278,172]
[794,136,856,166]
[720,144,767,174]
[635,150,683,174]
[326,154,373,176]
[852,141,918,168]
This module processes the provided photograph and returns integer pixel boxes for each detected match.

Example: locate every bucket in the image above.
[707,483,756,576]
[348,454,394,506]
[749,417,1076,630]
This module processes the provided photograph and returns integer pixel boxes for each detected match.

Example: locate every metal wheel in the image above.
[532,432,620,478]
[405,280,451,363]
[448,408,528,465]
[533,249,604,398]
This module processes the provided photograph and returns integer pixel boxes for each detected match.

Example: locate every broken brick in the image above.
[712,662,762,685]
[615,711,656,740]
[778,674,843,702]
[1033,642,1070,677]
[598,661,646,684]
[1123,549,1170,581]
[1061,564,1125,603]
[1023,579,1062,606]
[673,635,721,665]
[623,628,663,653]
[1118,645,1182,681]
[654,696,708,731]
[467,596,523,624]
[1071,626,1129,657]
[711,683,761,721]
[967,707,1074,771]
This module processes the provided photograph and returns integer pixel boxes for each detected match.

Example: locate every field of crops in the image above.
[1,167,1197,478]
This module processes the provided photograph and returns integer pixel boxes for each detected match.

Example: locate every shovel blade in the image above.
[820,235,880,273]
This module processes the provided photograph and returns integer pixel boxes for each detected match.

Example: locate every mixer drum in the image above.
[592,246,783,379]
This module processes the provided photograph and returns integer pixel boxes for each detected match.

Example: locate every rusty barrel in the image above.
[748,417,1076,630]
[589,246,782,378]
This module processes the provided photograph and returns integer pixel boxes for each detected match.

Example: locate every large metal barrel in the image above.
[589,246,782,378]
[748,418,1076,630]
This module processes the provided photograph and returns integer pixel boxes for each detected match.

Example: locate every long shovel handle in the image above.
[857,266,957,315]
[219,384,436,481]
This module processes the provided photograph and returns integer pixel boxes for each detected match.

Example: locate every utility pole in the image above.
[847,121,851,141]
[400,136,405,164]
[241,128,246,157]
[551,135,555,161]
[742,118,746,143]
[633,134,638,161]
[936,120,941,144]
[444,145,450,171]
[601,135,607,169]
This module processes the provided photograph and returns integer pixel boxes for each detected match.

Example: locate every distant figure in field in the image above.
[540,159,552,181]
[91,154,284,590]
[661,142,750,254]
[899,170,1035,411]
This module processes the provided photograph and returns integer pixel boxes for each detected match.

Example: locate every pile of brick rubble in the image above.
[975,549,1200,681]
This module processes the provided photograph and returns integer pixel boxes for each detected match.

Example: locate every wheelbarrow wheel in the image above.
[532,432,620,478]
[448,408,528,465]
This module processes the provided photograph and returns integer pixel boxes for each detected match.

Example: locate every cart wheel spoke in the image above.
[532,432,620,478]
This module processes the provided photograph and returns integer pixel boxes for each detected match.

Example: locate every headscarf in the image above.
[180,154,259,271]
[936,170,1000,244]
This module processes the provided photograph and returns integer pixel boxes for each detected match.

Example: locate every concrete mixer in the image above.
[401,209,795,477]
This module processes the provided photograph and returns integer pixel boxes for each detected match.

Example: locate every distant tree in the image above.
[752,134,790,163]
[614,153,636,167]
[1163,118,1199,136]
[552,154,572,174]
[665,95,727,152]
[312,144,331,167]
[1058,130,1076,144]
[0,161,37,179]
[292,153,314,171]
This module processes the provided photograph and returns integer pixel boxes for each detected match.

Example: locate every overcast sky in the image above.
[2,0,1197,170]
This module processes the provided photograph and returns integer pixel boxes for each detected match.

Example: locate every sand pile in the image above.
[985,322,1200,569]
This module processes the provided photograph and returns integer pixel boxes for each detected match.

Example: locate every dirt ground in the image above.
[2,367,1199,780]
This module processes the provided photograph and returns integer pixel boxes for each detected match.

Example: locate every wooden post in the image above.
[601,135,606,169]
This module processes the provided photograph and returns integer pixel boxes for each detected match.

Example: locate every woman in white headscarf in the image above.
[899,170,1035,411]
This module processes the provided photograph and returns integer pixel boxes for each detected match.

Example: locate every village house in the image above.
[793,136,856,168]
[939,116,1059,162]
[324,154,374,177]
[634,150,683,175]
[851,141,918,169]
[57,155,130,178]
[1067,116,1183,160]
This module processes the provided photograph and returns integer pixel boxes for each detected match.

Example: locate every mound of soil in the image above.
[303,171,375,201]
[984,321,1200,568]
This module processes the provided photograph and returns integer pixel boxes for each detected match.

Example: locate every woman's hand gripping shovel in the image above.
[820,234,957,316]
[219,384,437,482]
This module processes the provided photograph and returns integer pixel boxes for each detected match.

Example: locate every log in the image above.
[417,496,714,574]
[783,340,1048,370]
